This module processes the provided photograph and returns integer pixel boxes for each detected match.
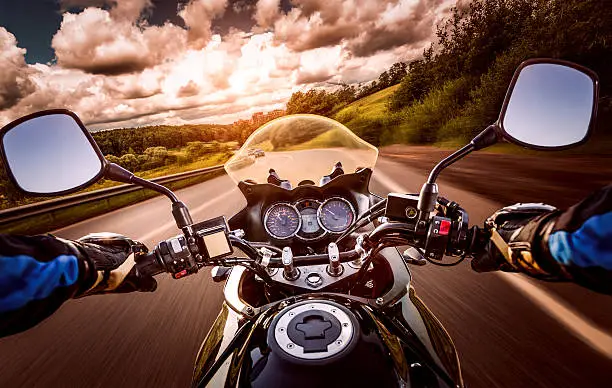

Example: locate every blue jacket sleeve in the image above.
[539,185,612,294]
[0,234,88,337]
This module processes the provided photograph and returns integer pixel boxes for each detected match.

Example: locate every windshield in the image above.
[224,114,378,186]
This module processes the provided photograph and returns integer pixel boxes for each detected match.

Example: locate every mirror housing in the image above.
[417,58,599,222]
[0,109,107,196]
[497,58,599,150]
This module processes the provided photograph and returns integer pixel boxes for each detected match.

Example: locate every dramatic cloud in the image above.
[110,0,153,21]
[52,7,187,75]
[179,0,228,49]
[0,28,37,110]
[273,0,451,56]
[254,0,281,28]
[0,0,462,129]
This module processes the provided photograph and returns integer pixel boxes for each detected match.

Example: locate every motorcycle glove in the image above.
[0,233,156,337]
[73,233,157,296]
[472,203,562,278]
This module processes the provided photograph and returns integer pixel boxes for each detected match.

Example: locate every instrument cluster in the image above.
[263,197,356,241]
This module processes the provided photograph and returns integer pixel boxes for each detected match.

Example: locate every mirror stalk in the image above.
[105,163,193,228]
[417,125,499,223]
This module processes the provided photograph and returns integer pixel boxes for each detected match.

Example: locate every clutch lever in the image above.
[401,247,427,266]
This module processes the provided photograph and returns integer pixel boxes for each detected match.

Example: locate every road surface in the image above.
[0,156,611,387]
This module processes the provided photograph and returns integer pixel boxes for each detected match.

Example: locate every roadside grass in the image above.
[335,85,400,126]
[0,170,225,235]
[0,151,231,211]
[335,83,612,157]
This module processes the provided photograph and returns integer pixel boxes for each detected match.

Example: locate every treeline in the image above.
[1,110,285,207]
[92,123,232,156]
[230,110,285,144]
[286,62,408,116]
[381,0,612,145]
[92,109,285,159]
[104,142,233,173]
[289,0,612,147]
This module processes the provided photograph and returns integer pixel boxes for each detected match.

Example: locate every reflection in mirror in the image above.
[501,63,595,148]
[2,113,104,194]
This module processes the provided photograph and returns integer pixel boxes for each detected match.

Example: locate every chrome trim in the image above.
[263,202,302,240]
[223,266,258,317]
[274,302,354,360]
[317,197,356,234]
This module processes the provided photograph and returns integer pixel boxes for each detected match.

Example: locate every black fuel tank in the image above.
[244,299,400,388]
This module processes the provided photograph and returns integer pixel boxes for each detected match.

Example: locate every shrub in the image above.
[392,77,474,144]
[119,154,140,172]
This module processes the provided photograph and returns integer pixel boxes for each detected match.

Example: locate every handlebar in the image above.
[133,197,489,279]
[135,251,165,277]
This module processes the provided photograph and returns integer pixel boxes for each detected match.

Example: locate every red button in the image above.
[439,220,451,235]
[173,269,188,279]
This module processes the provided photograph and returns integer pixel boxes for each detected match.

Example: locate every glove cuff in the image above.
[508,211,572,279]
[54,238,99,297]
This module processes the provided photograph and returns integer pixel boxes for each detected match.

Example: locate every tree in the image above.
[286,89,337,115]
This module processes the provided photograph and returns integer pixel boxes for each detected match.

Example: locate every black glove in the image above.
[471,203,557,273]
[69,233,157,296]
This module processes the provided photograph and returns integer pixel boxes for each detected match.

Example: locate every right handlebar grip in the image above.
[135,251,165,277]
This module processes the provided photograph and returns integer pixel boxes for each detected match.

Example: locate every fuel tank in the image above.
[193,293,462,388]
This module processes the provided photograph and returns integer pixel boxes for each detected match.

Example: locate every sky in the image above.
[0,0,464,130]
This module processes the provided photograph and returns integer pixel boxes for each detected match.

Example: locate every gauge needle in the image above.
[325,208,339,220]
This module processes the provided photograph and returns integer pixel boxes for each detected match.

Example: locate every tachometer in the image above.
[264,203,301,239]
[318,197,355,233]
[295,200,325,240]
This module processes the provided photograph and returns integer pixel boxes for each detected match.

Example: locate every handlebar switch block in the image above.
[159,236,192,274]
[424,216,452,261]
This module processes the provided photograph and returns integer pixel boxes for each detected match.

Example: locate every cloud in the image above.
[0,28,37,110]
[60,0,153,20]
[272,0,452,57]
[254,0,280,28]
[110,0,154,21]
[52,7,187,75]
[348,0,444,57]
[52,0,227,75]
[179,0,229,49]
[0,0,463,129]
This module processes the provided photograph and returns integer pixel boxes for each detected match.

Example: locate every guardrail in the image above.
[0,165,225,228]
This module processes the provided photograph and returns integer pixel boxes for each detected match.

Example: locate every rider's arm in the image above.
[537,185,612,294]
[0,233,156,338]
[472,185,612,294]
[0,234,94,337]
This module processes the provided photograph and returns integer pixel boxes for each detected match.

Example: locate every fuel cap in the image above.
[271,301,356,360]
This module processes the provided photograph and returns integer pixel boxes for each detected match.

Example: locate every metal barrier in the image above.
[0,165,225,226]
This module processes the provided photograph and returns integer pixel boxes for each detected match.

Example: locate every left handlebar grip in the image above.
[135,251,165,277]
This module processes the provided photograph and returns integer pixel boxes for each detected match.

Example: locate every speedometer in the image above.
[264,203,301,239]
[318,197,355,233]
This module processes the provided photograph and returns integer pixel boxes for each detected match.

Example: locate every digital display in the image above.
[301,209,319,233]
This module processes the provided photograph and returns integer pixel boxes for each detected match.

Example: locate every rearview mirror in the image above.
[0,110,106,195]
[498,59,598,150]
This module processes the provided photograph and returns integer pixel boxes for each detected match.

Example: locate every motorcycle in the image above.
[0,58,599,387]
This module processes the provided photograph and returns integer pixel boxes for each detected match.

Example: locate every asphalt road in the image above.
[1,156,611,387]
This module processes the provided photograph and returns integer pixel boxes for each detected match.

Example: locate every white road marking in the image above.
[137,188,237,242]
[372,170,612,359]
[500,273,612,358]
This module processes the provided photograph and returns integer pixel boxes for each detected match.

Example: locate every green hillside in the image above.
[333,85,401,146]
